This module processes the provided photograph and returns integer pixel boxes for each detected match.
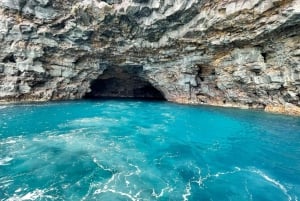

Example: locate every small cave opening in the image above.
[84,65,166,100]
[261,52,267,63]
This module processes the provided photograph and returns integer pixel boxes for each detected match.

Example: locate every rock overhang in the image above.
[0,0,299,115]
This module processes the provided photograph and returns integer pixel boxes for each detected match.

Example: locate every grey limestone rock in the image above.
[0,0,299,115]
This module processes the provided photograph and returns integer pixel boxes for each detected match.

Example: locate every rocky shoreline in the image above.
[0,0,299,115]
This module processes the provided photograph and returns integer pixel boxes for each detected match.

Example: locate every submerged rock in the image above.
[0,0,299,115]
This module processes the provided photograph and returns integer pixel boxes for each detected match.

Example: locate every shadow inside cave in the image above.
[84,65,165,100]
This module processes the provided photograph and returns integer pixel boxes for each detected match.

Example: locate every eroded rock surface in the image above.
[0,0,299,115]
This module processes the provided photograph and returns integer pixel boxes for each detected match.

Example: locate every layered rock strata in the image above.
[0,0,299,115]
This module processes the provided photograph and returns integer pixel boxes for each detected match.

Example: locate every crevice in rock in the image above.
[102,0,123,5]
[84,65,166,100]
[261,52,267,63]
[3,54,16,63]
[196,64,215,82]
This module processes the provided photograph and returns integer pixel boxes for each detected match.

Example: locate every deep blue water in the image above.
[0,100,300,201]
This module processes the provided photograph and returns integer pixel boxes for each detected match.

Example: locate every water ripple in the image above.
[0,100,299,200]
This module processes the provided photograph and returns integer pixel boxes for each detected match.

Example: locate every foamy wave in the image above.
[0,157,13,166]
[0,139,17,145]
[60,117,123,128]
[191,167,293,201]
[250,169,292,201]
[93,174,141,201]
[7,189,54,201]
[192,166,242,187]
[92,158,115,173]
[182,182,191,201]
[67,117,104,127]
[94,188,139,201]
[0,179,13,189]
[152,186,173,199]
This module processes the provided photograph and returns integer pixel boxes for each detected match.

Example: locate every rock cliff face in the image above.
[0,0,299,115]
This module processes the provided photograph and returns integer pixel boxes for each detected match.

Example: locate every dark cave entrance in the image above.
[84,65,165,100]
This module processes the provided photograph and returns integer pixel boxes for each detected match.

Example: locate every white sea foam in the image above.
[0,179,14,189]
[0,105,7,109]
[192,166,293,201]
[182,182,192,201]
[92,165,146,201]
[244,180,253,201]
[93,172,140,200]
[66,117,104,127]
[193,167,242,187]
[60,117,122,128]
[92,158,114,172]
[152,186,173,198]
[94,188,139,201]
[0,139,17,145]
[250,169,292,201]
[7,189,53,201]
[128,163,141,175]
[0,157,13,166]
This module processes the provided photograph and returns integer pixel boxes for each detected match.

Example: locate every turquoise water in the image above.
[0,100,300,201]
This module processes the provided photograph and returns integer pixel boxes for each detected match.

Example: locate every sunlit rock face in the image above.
[0,0,299,115]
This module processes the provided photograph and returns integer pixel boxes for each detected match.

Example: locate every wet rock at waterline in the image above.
[0,0,299,115]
